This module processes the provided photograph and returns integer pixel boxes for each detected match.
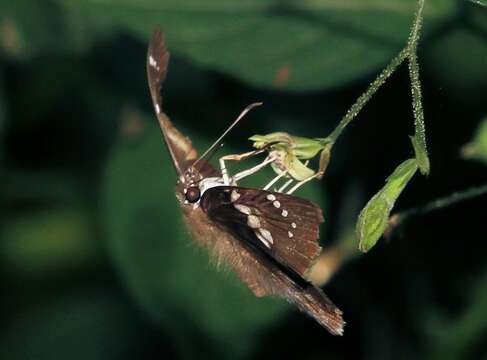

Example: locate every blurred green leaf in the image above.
[426,268,487,360]
[357,158,418,252]
[0,290,146,360]
[424,22,487,100]
[0,65,5,174]
[461,117,487,164]
[2,171,87,203]
[57,0,455,91]
[0,0,85,57]
[0,207,100,275]
[102,120,326,358]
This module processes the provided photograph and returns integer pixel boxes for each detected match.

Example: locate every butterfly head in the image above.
[183,186,201,204]
[179,171,227,207]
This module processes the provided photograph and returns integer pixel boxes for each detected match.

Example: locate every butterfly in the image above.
[146,27,345,335]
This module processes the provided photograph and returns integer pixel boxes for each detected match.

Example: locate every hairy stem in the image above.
[399,183,487,219]
[383,184,487,240]
[328,47,409,144]
[328,0,428,159]
[407,0,429,174]
[465,0,487,7]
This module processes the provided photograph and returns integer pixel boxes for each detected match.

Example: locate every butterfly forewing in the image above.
[200,186,322,277]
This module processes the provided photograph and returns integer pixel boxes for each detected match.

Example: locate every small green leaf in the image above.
[357,158,418,252]
[461,117,487,164]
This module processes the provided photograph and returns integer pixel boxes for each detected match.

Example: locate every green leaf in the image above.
[0,289,147,360]
[0,65,5,175]
[102,120,326,358]
[461,117,487,164]
[57,0,455,91]
[423,23,487,100]
[0,207,100,275]
[426,268,487,360]
[0,0,85,57]
[357,158,418,252]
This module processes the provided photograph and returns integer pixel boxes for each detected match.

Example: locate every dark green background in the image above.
[1,1,486,359]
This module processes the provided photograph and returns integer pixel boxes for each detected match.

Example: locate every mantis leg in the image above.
[286,172,323,194]
[278,178,294,193]
[219,148,268,185]
[233,156,276,183]
[263,171,288,190]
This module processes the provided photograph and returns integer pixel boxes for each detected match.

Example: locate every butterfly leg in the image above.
[219,149,268,185]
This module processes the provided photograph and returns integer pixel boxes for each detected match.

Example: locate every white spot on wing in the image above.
[266,194,276,201]
[247,215,261,229]
[255,231,271,248]
[281,209,288,217]
[234,204,251,215]
[258,228,273,244]
[230,190,240,202]
[155,103,160,114]
[149,55,158,68]
[291,222,297,228]
[288,231,294,238]
[273,200,281,208]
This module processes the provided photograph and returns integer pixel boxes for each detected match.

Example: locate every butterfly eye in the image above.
[185,186,201,203]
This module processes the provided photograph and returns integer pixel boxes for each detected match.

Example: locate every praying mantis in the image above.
[213,103,332,195]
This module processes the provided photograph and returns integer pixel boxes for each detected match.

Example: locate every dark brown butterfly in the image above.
[146,27,345,335]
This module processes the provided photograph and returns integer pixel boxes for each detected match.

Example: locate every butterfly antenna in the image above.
[192,102,263,169]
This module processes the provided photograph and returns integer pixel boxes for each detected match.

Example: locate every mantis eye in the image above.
[185,186,201,203]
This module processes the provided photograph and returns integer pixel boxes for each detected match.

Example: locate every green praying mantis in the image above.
[248,132,332,193]
[217,130,332,195]
[210,103,333,195]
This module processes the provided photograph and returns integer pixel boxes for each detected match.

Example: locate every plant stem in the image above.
[328,0,428,159]
[465,0,487,7]
[328,47,409,144]
[407,0,429,174]
[397,183,487,220]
